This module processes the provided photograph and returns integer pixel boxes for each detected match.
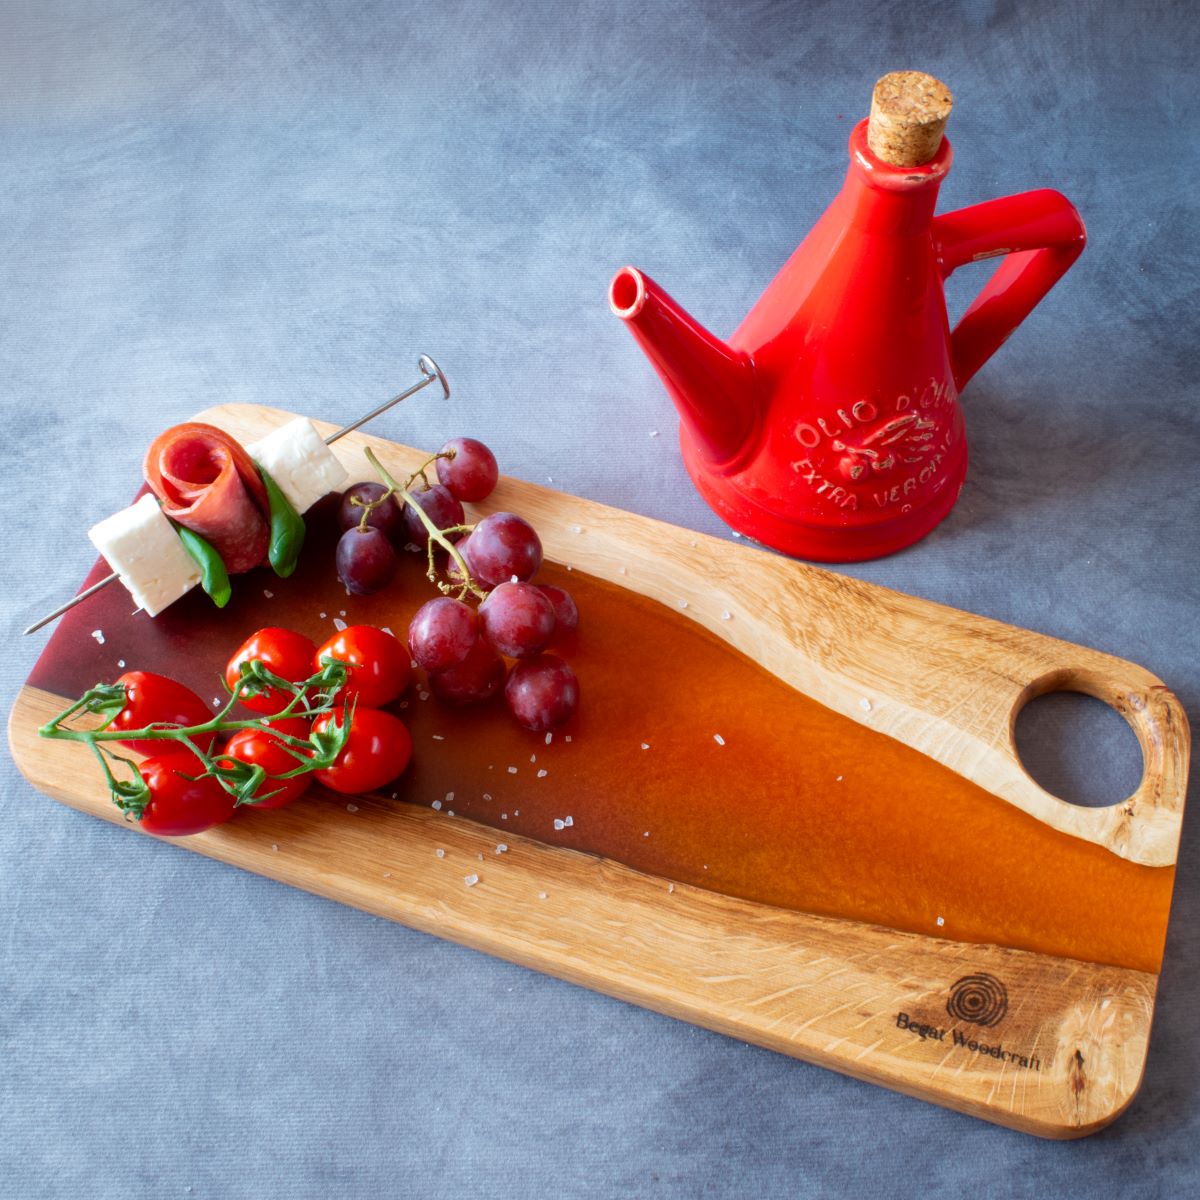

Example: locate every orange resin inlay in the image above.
[30,524,1173,975]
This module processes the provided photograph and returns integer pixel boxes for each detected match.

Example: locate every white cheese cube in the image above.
[88,494,202,617]
[246,417,349,514]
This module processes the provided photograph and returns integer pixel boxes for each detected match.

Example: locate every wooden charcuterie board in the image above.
[8,404,1190,1138]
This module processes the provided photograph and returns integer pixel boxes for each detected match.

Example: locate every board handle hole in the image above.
[1013,683,1145,809]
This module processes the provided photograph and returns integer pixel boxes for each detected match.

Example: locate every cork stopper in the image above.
[867,71,953,166]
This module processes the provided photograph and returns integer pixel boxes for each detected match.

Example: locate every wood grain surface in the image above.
[9,403,1190,1136]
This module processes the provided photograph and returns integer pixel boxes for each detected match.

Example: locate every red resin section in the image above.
[28,499,1172,974]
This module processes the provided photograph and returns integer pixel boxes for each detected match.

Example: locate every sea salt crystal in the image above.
[507,766,518,774]
[383,872,391,878]
[91,629,105,644]
[514,810,519,816]
[545,732,553,745]
[836,775,843,782]
[668,883,674,894]
[213,698,220,707]
[501,813,508,820]
[464,874,479,887]
[478,852,484,861]
[571,525,583,534]
[436,848,445,858]
[537,769,548,778]
[419,691,430,701]
[713,734,726,746]
[381,626,394,636]
[333,617,347,631]
[483,793,492,801]
[565,735,572,743]
[339,610,347,617]
[554,819,565,831]
[678,599,688,609]
[495,844,508,855]
[432,734,445,741]
[117,659,126,668]
[530,754,537,763]
[731,530,742,538]
[548,476,554,483]
[643,831,649,837]
[445,792,454,803]
[432,800,442,811]
[346,803,358,813]
[640,743,650,751]
[263,589,274,599]
[563,815,573,827]
[936,916,945,927]
[271,843,279,852]
[649,430,660,438]
[859,698,872,712]
[399,701,409,709]
[320,612,327,619]
[447,811,454,817]
[720,611,732,621]
[538,892,548,900]
[618,566,627,575]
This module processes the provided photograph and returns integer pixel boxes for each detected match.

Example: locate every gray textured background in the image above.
[2,1,1198,1196]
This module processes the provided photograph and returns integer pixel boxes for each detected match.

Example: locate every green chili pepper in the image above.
[173,523,232,608]
[258,467,306,578]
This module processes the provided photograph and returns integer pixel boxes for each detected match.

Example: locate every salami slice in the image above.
[143,422,271,574]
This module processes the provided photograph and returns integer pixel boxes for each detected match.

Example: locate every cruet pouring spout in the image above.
[609,266,759,473]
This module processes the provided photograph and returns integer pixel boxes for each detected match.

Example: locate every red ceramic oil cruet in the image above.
[610,72,1086,561]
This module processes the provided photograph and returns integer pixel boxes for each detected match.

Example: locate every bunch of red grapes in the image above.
[334,437,580,732]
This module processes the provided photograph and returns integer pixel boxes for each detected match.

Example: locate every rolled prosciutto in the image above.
[143,422,271,574]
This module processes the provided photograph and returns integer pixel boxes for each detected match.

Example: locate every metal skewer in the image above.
[23,355,450,636]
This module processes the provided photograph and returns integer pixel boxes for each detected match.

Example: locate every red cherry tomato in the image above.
[225,627,319,714]
[313,625,410,709]
[224,717,313,809]
[111,671,217,757]
[138,752,237,836]
[312,706,413,795]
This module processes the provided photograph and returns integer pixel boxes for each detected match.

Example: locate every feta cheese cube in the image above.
[246,417,349,514]
[88,494,201,617]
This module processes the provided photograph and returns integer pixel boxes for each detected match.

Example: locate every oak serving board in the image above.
[9,404,1190,1138]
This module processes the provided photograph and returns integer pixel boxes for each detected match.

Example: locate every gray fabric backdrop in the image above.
[2,1,1197,1196]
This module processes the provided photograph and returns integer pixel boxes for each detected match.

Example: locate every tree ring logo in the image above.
[947,974,1008,1027]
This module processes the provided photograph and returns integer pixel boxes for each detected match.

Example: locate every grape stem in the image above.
[38,660,354,818]
[364,447,487,602]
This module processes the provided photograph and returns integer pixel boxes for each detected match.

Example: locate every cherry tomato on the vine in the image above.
[225,627,318,714]
[313,625,410,709]
[111,671,217,757]
[138,752,237,836]
[312,706,412,795]
[224,716,313,809]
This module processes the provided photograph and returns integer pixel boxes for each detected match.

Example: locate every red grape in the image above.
[467,512,543,587]
[428,638,506,706]
[479,582,556,658]
[437,437,499,503]
[505,655,579,732]
[538,584,579,636]
[403,483,465,550]
[338,482,403,541]
[409,596,479,672]
[336,526,398,595]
